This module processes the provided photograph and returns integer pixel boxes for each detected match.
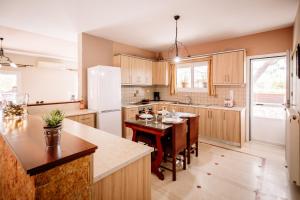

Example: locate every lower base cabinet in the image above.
[122,103,245,146]
[66,113,96,128]
[162,104,245,147]
[122,107,139,139]
[198,108,245,146]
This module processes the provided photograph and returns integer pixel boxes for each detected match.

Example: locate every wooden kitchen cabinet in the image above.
[197,107,245,147]
[113,55,132,84]
[152,61,169,85]
[197,108,208,138]
[66,113,96,128]
[144,60,153,85]
[122,107,139,139]
[223,110,245,145]
[212,50,245,85]
[114,54,153,86]
[198,108,222,139]
[210,109,224,140]
[131,58,144,85]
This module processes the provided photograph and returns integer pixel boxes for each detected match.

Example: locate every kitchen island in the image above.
[0,115,153,200]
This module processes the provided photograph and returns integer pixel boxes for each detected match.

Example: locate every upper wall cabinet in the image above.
[212,50,245,85]
[113,55,152,86]
[152,61,169,86]
[113,55,131,84]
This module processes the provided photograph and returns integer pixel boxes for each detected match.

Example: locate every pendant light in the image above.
[0,38,17,68]
[168,15,190,63]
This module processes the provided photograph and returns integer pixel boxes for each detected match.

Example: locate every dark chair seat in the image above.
[187,115,199,164]
[162,120,187,181]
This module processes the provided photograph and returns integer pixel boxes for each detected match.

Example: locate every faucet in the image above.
[185,96,192,105]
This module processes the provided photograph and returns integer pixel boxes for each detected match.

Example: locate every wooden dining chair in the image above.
[187,115,199,164]
[162,120,187,181]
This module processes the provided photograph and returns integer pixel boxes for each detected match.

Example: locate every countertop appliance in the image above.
[224,90,234,108]
[153,92,160,101]
[88,65,121,137]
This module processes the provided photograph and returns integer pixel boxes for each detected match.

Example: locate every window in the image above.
[0,71,19,104]
[176,61,208,92]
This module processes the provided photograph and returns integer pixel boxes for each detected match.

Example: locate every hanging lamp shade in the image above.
[0,38,17,68]
[167,15,190,63]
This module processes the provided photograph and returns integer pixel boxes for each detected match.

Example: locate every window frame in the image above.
[176,61,208,93]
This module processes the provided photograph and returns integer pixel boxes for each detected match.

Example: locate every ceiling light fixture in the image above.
[168,15,190,63]
[0,38,17,68]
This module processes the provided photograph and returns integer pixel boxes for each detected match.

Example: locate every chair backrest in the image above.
[189,115,199,143]
[172,119,187,154]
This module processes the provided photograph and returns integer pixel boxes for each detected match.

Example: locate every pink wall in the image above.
[161,27,293,58]
[78,33,156,103]
[113,42,156,59]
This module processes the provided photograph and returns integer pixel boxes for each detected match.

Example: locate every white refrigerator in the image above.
[88,65,122,137]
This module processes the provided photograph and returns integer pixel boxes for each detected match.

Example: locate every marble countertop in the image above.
[62,119,153,182]
[64,109,97,117]
[122,101,245,112]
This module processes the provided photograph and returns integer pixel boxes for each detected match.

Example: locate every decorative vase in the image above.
[43,125,62,147]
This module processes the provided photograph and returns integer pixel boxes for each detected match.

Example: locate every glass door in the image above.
[250,56,287,145]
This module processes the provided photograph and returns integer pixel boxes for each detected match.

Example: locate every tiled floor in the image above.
[151,140,300,200]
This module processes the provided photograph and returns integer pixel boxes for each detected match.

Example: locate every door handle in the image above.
[255,103,264,106]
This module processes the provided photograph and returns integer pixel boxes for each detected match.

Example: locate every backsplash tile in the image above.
[122,85,246,107]
[121,86,154,104]
[155,85,246,106]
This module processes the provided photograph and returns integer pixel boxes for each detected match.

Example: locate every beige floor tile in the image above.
[151,141,300,200]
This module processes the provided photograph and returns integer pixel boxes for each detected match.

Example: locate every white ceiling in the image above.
[0,0,298,53]
[0,26,77,60]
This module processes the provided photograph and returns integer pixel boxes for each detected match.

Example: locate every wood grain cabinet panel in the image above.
[144,60,153,85]
[152,61,169,85]
[223,110,241,143]
[212,50,245,85]
[66,113,96,128]
[211,109,223,140]
[131,58,144,85]
[197,107,245,147]
[122,107,139,139]
[113,55,132,85]
[114,55,153,86]
[197,108,210,137]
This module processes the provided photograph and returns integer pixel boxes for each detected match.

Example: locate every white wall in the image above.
[0,53,78,104]
[19,67,78,103]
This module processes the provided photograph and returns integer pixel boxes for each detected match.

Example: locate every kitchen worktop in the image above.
[62,118,153,182]
[0,115,97,176]
[122,101,245,111]
[64,109,97,117]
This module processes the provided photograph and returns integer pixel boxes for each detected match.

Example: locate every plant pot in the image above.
[43,126,62,147]
[181,82,188,88]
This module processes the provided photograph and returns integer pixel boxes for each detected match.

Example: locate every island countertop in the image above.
[0,115,97,176]
[62,118,153,182]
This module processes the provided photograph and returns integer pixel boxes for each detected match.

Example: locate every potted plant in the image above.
[43,110,64,147]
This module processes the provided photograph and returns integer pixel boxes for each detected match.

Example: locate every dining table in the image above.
[125,118,173,180]
[125,111,198,180]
